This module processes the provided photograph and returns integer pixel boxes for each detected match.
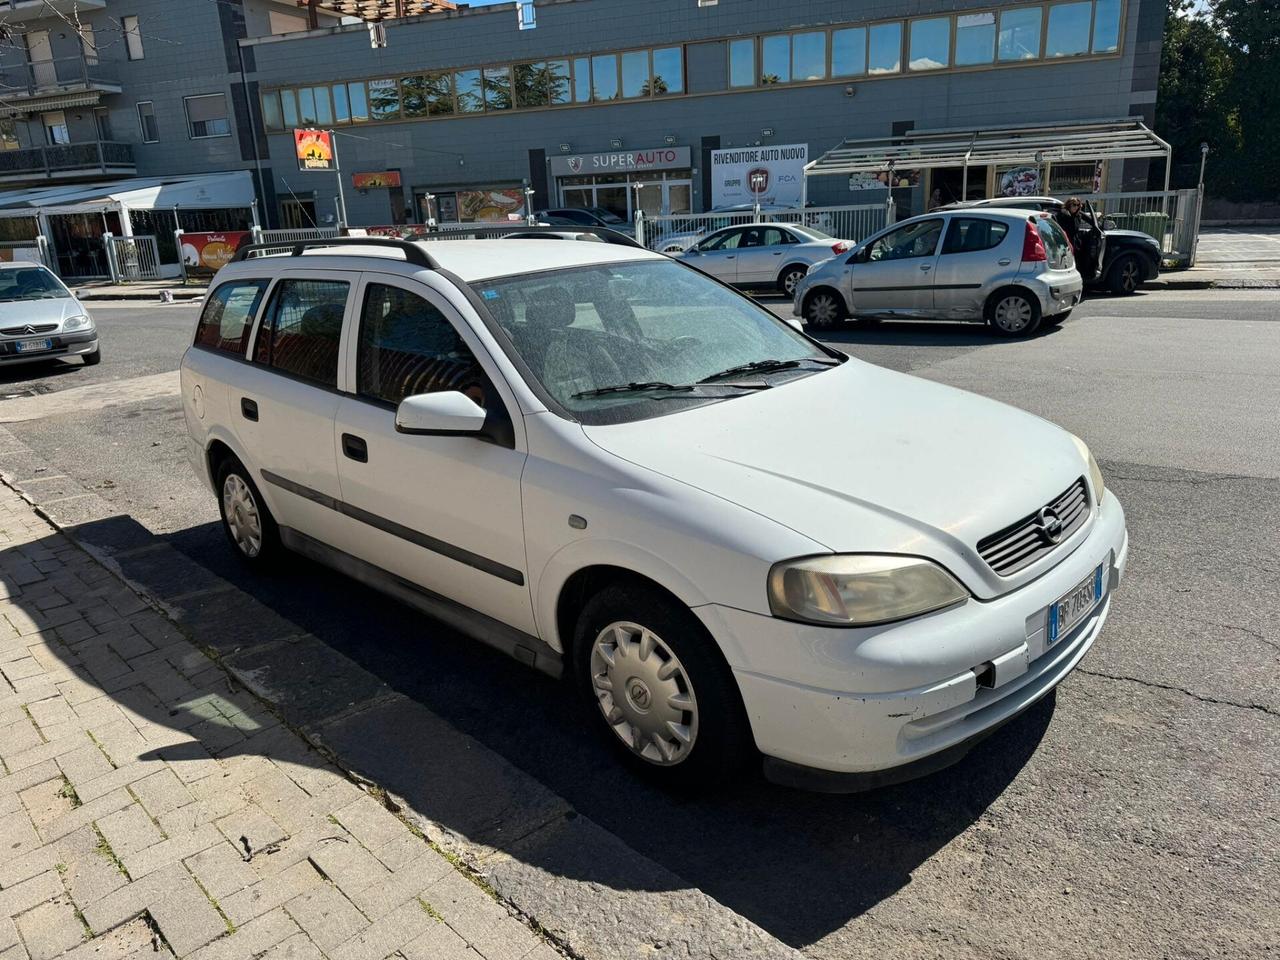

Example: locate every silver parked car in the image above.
[793,209,1082,337]
[0,262,99,367]
[678,223,853,296]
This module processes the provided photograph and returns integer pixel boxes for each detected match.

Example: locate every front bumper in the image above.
[0,331,97,364]
[695,492,1127,785]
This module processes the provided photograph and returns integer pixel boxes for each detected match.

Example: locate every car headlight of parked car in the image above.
[62,315,93,332]
[1070,434,1106,502]
[768,554,969,626]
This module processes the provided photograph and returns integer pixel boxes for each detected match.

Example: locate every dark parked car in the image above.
[940,197,1161,295]
[533,207,632,234]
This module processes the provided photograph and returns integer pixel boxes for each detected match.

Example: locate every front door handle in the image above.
[341,433,368,463]
[240,398,258,421]
[920,263,933,271]
[998,258,1012,265]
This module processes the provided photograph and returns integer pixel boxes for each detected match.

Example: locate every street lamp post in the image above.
[1198,142,1210,193]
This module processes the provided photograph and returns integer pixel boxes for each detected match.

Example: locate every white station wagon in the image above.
[180,232,1127,791]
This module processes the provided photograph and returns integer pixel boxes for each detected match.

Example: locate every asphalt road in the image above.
[3,291,1278,958]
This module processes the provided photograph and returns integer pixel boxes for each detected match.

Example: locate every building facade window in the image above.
[909,17,951,70]
[1092,0,1122,53]
[999,6,1043,59]
[184,94,231,139]
[1045,1,1094,58]
[832,27,867,76]
[955,12,996,66]
[123,15,144,61]
[728,38,755,88]
[136,101,159,142]
[868,22,903,74]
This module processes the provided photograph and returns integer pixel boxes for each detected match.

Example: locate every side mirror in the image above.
[847,246,867,265]
[395,391,487,436]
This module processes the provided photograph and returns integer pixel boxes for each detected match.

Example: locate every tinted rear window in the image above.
[1037,217,1073,268]
[194,280,268,355]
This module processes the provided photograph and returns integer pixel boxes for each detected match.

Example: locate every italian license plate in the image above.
[1047,563,1105,646]
[15,338,52,354]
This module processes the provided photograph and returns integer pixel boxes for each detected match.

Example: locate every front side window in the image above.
[1046,1,1093,58]
[475,260,831,425]
[942,218,1009,254]
[699,228,744,251]
[868,219,944,261]
[909,17,951,71]
[136,100,159,142]
[999,7,1043,60]
[254,279,348,388]
[194,280,267,355]
[729,38,755,88]
[185,94,230,139]
[868,22,903,74]
[357,284,490,408]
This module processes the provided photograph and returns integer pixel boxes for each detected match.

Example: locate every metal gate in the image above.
[106,235,162,282]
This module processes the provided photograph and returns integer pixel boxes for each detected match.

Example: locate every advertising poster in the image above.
[711,143,808,208]
[181,232,252,275]
[294,129,334,172]
[1000,166,1042,197]
[353,171,402,189]
[458,189,525,222]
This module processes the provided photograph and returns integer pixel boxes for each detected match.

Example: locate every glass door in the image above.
[665,181,692,215]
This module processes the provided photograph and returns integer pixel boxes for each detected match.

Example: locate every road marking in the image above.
[0,370,180,423]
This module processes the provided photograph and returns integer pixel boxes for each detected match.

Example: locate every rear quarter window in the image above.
[194,280,269,355]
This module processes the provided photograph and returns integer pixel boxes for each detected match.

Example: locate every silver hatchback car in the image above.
[793,209,1082,337]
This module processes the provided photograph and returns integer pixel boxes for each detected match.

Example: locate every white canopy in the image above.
[0,171,255,215]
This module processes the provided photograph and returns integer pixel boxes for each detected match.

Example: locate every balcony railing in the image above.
[0,141,135,180]
[0,0,106,21]
[0,55,119,97]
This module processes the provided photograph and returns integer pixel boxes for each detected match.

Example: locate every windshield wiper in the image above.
[572,381,696,399]
[698,357,839,384]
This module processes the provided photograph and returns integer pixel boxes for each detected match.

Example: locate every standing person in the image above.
[1056,197,1083,249]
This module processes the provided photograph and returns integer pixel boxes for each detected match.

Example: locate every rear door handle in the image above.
[998,258,1012,266]
[341,433,368,463]
[240,398,258,421]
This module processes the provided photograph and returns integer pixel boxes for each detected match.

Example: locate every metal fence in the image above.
[637,203,892,252]
[105,235,161,282]
[0,238,49,269]
[242,227,342,258]
[1058,190,1200,263]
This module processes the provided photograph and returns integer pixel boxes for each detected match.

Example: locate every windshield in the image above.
[474,260,836,425]
[0,267,71,302]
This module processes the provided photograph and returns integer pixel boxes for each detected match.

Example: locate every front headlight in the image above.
[62,315,93,332]
[767,554,969,626]
[1070,434,1106,503]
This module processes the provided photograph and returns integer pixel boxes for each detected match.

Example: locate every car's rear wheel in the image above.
[987,290,1042,337]
[1107,253,1142,295]
[779,265,808,297]
[573,582,753,790]
[216,458,279,566]
[803,289,846,329]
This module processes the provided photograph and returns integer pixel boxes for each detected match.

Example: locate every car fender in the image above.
[532,537,717,654]
[198,424,285,515]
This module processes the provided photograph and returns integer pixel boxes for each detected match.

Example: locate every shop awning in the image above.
[0,171,256,216]
[805,118,1171,177]
[0,91,105,118]
[295,0,456,21]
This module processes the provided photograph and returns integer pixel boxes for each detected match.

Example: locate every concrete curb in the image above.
[0,427,805,960]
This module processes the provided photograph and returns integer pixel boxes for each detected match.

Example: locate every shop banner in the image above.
[181,232,252,275]
[711,143,808,208]
[549,147,691,178]
[353,171,402,189]
[457,189,526,222]
[294,129,334,171]
[999,166,1042,197]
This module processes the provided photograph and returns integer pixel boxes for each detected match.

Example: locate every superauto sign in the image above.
[549,146,691,177]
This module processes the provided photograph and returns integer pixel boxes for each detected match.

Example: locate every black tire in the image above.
[986,288,1042,338]
[215,456,280,567]
[802,288,846,330]
[1107,253,1142,295]
[778,265,808,298]
[572,581,754,790]
[82,347,101,366]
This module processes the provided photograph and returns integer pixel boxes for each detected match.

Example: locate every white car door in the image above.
[331,273,535,634]
[235,270,360,549]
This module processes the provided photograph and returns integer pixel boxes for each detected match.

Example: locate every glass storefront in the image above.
[558,169,693,219]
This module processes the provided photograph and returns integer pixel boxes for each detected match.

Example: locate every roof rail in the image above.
[229,236,439,268]
[433,224,645,249]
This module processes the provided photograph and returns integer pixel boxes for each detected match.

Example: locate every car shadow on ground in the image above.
[26,511,1055,949]
[815,318,1068,350]
[0,359,86,389]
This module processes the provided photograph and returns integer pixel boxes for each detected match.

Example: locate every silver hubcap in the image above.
[993,296,1033,332]
[784,271,803,295]
[808,294,838,325]
[589,621,698,766]
[222,474,263,558]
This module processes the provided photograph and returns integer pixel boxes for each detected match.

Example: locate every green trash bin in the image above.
[1106,212,1133,230]
[1133,212,1168,246]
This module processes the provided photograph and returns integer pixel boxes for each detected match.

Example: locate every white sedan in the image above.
[676,223,852,296]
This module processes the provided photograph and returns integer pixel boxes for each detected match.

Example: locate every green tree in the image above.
[1212,0,1280,200]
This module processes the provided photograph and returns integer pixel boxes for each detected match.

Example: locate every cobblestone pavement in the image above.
[0,485,562,960]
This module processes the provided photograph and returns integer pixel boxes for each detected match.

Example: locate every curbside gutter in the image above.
[0,425,805,960]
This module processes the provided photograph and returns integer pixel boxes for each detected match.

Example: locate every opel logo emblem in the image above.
[1035,506,1065,544]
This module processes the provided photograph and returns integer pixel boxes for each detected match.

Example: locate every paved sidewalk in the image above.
[0,485,561,960]
[73,281,208,302]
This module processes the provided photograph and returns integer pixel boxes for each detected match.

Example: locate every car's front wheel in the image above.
[1107,253,1143,295]
[802,289,846,329]
[574,582,752,789]
[216,458,280,566]
[987,289,1042,337]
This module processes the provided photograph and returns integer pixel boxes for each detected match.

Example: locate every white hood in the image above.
[582,359,1092,598]
[0,297,85,330]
